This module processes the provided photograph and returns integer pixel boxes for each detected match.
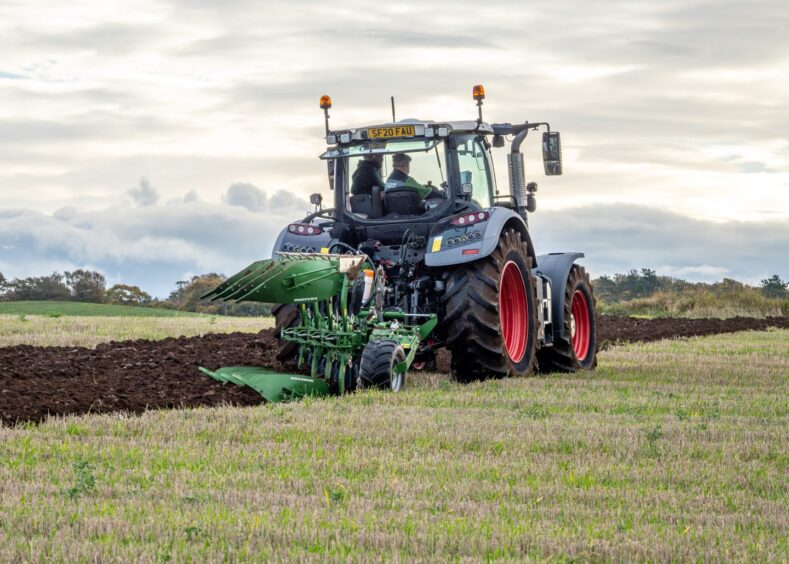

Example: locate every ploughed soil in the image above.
[596,315,789,348]
[2,315,788,426]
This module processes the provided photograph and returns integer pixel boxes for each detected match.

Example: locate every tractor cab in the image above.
[320,120,497,225]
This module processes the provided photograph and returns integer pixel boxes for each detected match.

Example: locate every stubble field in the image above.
[0,314,787,561]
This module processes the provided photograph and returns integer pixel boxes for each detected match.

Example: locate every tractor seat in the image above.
[384,188,424,217]
[349,194,373,216]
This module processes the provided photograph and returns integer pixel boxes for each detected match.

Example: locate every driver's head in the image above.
[392,152,411,174]
[364,153,383,168]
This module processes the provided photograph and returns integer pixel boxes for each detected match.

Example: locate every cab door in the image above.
[452,135,495,208]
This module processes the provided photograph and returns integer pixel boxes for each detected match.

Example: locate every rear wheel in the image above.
[538,265,597,372]
[360,339,406,392]
[444,228,538,382]
[272,303,299,362]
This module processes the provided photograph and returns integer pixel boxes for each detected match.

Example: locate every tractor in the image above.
[200,85,596,402]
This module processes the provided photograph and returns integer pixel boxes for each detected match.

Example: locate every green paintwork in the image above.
[198,366,329,402]
[199,252,439,402]
[201,253,365,305]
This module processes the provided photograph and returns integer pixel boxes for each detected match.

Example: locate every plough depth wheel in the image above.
[360,339,407,392]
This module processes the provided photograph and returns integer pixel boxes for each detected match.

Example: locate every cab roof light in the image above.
[450,211,489,226]
[473,84,485,124]
[320,95,332,136]
[472,84,485,101]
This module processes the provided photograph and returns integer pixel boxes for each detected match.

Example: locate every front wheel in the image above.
[538,265,598,372]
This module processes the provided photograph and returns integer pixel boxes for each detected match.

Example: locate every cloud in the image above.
[0,201,288,298]
[127,177,159,207]
[1,197,787,297]
[0,71,27,80]
[166,190,200,205]
[1,0,787,223]
[223,182,267,212]
[269,189,308,214]
[530,204,789,284]
[738,161,777,174]
[659,265,731,279]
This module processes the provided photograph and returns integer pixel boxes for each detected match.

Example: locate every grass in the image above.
[1,329,787,561]
[598,289,789,319]
[0,300,208,317]
[0,314,273,348]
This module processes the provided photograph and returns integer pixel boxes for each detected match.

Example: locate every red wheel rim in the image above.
[500,261,527,363]
[571,290,591,361]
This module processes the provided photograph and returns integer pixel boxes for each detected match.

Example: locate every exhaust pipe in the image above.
[508,128,537,220]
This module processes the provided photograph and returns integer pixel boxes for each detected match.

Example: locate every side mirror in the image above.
[542,131,563,176]
[310,193,322,209]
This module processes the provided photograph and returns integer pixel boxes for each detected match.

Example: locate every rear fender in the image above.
[425,208,536,267]
[533,252,584,341]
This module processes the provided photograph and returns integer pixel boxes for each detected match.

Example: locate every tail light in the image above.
[450,211,489,226]
[288,223,322,235]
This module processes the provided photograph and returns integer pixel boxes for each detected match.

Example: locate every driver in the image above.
[350,154,385,196]
[385,153,431,198]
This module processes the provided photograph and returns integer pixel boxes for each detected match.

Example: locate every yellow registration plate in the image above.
[367,125,415,139]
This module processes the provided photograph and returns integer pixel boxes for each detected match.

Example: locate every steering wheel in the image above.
[302,208,336,222]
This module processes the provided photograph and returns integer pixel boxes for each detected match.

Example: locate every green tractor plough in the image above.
[199,253,437,402]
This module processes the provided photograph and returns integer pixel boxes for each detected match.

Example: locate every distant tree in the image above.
[592,274,617,302]
[0,272,7,298]
[175,274,227,312]
[105,284,152,306]
[167,280,190,309]
[760,274,787,299]
[713,278,746,294]
[594,268,700,303]
[164,274,271,316]
[65,270,106,303]
[7,273,71,301]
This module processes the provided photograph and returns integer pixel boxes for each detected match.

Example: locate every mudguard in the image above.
[425,208,534,267]
[533,252,584,341]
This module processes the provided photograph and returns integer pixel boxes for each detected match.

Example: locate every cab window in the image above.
[456,136,492,208]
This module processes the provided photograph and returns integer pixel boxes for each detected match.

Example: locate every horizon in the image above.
[0,255,783,301]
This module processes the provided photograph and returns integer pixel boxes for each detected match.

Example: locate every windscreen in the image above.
[338,139,448,206]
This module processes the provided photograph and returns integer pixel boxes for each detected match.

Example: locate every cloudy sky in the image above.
[1,0,787,296]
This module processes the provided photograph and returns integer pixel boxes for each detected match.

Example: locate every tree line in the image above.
[593,268,788,302]
[0,270,270,316]
[1,267,785,315]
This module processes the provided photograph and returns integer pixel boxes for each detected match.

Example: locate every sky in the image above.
[1,0,787,297]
